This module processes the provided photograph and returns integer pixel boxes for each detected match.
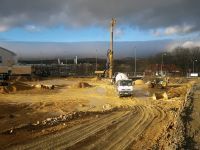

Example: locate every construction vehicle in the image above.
[115,72,133,97]
[95,18,116,79]
[0,66,10,86]
[0,65,32,86]
[148,76,168,89]
[0,73,10,86]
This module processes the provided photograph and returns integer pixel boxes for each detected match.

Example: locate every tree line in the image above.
[148,47,200,75]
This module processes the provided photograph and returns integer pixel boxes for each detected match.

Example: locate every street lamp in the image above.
[96,49,98,71]
[134,47,137,77]
[192,59,197,73]
[161,53,167,76]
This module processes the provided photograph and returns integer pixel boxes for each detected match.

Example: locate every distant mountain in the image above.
[0,40,173,60]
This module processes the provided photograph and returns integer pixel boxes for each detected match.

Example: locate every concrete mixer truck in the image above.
[115,72,133,97]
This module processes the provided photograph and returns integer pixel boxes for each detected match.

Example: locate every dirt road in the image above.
[7,104,170,150]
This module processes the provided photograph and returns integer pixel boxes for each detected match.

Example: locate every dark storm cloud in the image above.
[0,0,199,34]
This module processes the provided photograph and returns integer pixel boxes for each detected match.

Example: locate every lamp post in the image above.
[134,47,136,77]
[193,59,197,73]
[96,49,98,71]
[161,53,166,76]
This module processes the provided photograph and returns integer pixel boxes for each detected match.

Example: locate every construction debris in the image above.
[32,84,55,90]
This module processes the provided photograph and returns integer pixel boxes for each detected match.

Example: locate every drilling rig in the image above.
[95,18,116,79]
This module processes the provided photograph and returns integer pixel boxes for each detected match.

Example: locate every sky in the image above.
[0,0,200,59]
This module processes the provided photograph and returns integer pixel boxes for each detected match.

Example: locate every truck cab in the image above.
[116,79,133,97]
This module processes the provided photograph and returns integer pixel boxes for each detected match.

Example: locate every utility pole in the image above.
[161,53,166,76]
[109,18,116,79]
[193,60,197,73]
[74,56,78,65]
[96,49,98,71]
[134,47,137,77]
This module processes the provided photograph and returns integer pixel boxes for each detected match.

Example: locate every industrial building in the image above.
[0,47,17,66]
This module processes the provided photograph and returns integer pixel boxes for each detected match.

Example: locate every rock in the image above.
[32,121,40,126]
[36,121,40,125]
[9,129,13,134]
[96,115,99,118]
[152,93,157,100]
[102,104,112,111]
[42,120,46,125]
[46,118,52,122]
[79,104,86,107]
[35,84,41,88]
[163,92,168,100]
[68,114,73,119]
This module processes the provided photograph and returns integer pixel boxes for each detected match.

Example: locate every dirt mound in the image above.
[0,86,14,93]
[73,82,92,88]
[152,86,187,100]
[0,82,33,93]
[167,86,187,99]
[134,80,144,85]
[152,92,168,100]
[12,82,33,91]
[169,77,188,84]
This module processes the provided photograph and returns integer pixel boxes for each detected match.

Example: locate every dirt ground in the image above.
[0,77,193,149]
[181,82,200,149]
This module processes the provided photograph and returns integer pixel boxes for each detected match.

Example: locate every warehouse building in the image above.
[0,47,17,66]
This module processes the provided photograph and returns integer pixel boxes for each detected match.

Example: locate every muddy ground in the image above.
[0,77,194,149]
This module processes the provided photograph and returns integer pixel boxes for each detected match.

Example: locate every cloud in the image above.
[152,30,162,37]
[167,40,200,50]
[152,24,194,37]
[25,25,41,32]
[0,25,9,32]
[0,0,200,35]
[114,28,125,39]
[164,25,194,35]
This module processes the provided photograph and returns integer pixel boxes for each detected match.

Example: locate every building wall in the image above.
[0,48,17,66]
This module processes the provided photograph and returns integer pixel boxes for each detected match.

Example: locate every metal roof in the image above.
[0,46,16,56]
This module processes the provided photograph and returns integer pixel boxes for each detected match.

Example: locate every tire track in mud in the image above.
[9,105,167,150]
[86,106,167,150]
[10,111,132,150]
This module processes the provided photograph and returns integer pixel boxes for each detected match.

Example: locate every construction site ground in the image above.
[182,82,200,149]
[0,77,196,149]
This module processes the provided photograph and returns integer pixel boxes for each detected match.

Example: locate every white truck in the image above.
[115,73,133,97]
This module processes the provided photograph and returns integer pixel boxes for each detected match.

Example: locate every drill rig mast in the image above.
[108,18,116,79]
